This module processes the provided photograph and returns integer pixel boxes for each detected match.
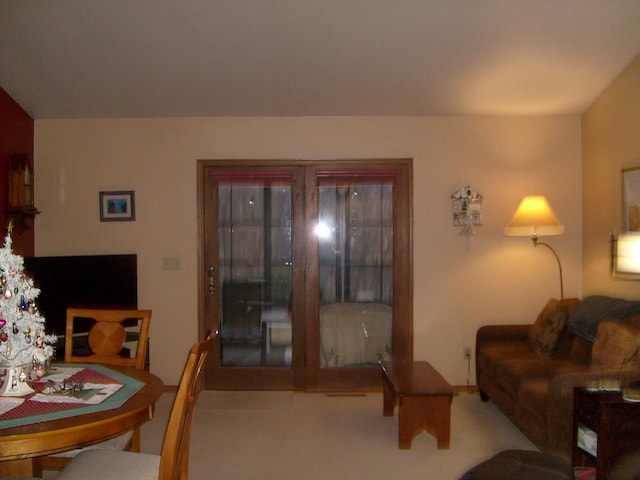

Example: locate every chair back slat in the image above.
[159,333,212,480]
[64,308,152,371]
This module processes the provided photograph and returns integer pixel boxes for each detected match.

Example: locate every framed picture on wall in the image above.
[99,191,135,222]
[622,167,640,231]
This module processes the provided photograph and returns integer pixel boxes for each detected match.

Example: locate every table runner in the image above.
[0,364,144,429]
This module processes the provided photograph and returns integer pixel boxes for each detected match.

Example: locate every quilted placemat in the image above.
[0,364,144,429]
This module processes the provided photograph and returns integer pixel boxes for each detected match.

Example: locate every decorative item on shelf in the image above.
[504,195,565,299]
[451,186,482,249]
[611,231,640,279]
[0,222,56,396]
[5,154,40,232]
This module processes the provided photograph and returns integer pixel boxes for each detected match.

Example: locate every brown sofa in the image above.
[476,295,640,458]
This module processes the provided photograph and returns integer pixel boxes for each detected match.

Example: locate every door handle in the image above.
[208,266,216,295]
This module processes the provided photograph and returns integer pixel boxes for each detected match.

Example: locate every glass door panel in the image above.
[317,177,394,369]
[218,179,292,368]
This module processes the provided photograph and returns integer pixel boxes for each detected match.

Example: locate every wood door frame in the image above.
[198,159,413,391]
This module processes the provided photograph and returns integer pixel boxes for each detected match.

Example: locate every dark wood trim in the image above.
[303,165,320,389]
[290,167,307,388]
[393,160,413,362]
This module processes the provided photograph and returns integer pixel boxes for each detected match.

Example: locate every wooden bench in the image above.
[379,359,454,449]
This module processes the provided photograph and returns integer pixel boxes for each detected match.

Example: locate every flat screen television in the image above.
[23,254,138,342]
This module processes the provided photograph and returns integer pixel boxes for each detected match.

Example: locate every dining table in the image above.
[0,363,164,477]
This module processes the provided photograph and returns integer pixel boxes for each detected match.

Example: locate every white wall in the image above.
[34,115,582,386]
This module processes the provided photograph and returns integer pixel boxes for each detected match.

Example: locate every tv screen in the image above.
[23,254,138,339]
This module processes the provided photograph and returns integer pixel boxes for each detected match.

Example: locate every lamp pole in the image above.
[532,236,564,300]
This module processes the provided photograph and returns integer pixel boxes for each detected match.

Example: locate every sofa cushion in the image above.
[477,343,532,378]
[528,298,578,357]
[568,295,640,341]
[495,358,549,394]
[495,358,580,395]
[590,319,640,373]
[518,378,550,418]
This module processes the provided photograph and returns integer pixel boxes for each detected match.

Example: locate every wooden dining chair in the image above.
[56,333,213,480]
[64,307,152,371]
[37,308,152,473]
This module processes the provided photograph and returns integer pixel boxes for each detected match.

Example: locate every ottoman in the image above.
[459,450,574,480]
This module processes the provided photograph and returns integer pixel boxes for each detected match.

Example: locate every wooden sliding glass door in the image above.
[198,159,412,390]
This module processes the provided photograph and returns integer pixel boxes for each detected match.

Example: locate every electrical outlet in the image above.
[464,346,472,360]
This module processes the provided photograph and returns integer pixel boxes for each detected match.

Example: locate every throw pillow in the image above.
[528,299,559,344]
[529,299,569,358]
[590,320,640,373]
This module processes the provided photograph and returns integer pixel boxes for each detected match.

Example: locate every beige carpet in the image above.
[139,390,537,480]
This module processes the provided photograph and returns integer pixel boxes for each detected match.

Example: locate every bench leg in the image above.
[398,395,451,450]
[381,375,396,417]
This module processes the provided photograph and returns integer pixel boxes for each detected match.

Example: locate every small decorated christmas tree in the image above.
[0,224,56,396]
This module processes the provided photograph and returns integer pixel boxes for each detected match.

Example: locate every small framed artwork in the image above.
[99,191,135,222]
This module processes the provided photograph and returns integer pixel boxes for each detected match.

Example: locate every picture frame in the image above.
[99,191,135,222]
[622,167,640,232]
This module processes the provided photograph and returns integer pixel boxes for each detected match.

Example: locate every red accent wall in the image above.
[0,87,35,256]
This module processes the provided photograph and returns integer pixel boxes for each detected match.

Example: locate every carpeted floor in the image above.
[139,390,537,480]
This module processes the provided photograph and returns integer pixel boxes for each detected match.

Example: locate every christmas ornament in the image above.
[0,225,56,396]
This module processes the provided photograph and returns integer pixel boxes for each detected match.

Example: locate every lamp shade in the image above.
[504,195,565,237]
[613,232,640,276]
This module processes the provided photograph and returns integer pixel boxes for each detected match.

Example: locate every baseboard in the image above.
[187,385,479,394]
[453,385,478,394]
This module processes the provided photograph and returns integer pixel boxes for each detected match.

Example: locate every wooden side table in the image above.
[572,387,640,480]
[379,359,454,449]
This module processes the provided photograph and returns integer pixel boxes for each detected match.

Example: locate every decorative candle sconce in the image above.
[5,154,40,231]
[451,186,482,248]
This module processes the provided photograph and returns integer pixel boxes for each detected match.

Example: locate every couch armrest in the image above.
[475,325,532,397]
[476,324,531,347]
[546,370,640,455]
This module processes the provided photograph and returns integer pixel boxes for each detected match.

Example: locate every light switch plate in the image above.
[162,257,181,271]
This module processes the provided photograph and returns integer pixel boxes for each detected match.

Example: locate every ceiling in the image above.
[1,1,640,119]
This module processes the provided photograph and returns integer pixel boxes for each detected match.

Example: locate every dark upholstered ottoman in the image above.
[459,450,574,480]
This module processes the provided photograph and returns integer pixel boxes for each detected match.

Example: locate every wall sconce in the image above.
[611,232,640,279]
[505,195,565,299]
[6,154,40,231]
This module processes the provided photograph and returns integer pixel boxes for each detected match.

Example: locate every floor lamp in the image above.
[504,195,565,299]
